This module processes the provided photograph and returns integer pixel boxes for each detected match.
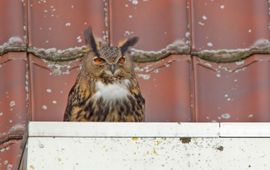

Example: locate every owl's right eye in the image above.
[118,57,126,65]
[93,57,106,65]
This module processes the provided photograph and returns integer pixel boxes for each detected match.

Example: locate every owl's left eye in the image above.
[93,57,106,65]
[118,57,126,64]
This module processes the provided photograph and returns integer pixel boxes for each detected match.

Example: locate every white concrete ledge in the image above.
[21,122,270,170]
[220,123,270,137]
[28,122,219,137]
[28,122,270,138]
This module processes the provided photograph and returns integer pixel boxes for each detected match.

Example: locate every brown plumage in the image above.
[63,27,145,122]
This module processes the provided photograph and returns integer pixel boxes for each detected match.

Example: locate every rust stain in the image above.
[30,165,35,170]
[180,137,191,144]
[216,146,224,151]
[151,148,158,156]
[155,140,162,145]
[131,137,140,141]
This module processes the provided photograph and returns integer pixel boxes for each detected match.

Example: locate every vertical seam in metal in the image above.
[108,0,112,45]
[192,56,199,122]
[268,0,270,32]
[25,0,29,49]
[26,0,34,121]
[28,57,35,121]
[103,0,111,44]
[189,0,198,122]
[18,0,31,168]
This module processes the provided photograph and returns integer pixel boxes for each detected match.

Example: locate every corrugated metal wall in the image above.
[0,0,269,169]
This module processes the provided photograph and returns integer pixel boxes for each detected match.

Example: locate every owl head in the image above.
[82,27,138,81]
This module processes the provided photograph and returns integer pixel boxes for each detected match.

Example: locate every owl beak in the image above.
[110,64,116,74]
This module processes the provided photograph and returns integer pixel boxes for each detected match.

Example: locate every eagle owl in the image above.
[63,27,145,122]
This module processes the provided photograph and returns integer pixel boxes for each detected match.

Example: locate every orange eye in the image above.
[93,57,105,65]
[118,57,126,64]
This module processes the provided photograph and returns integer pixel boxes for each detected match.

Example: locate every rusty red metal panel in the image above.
[28,0,107,48]
[0,0,267,168]
[193,55,270,122]
[0,0,26,44]
[137,55,192,121]
[28,55,80,121]
[29,54,193,122]
[0,53,28,170]
[0,143,24,170]
[191,0,270,50]
[110,0,190,50]
[110,0,192,121]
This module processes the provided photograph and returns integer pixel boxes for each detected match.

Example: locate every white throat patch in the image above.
[94,79,131,100]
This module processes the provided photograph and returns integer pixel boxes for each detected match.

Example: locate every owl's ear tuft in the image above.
[119,36,139,54]
[84,27,99,56]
